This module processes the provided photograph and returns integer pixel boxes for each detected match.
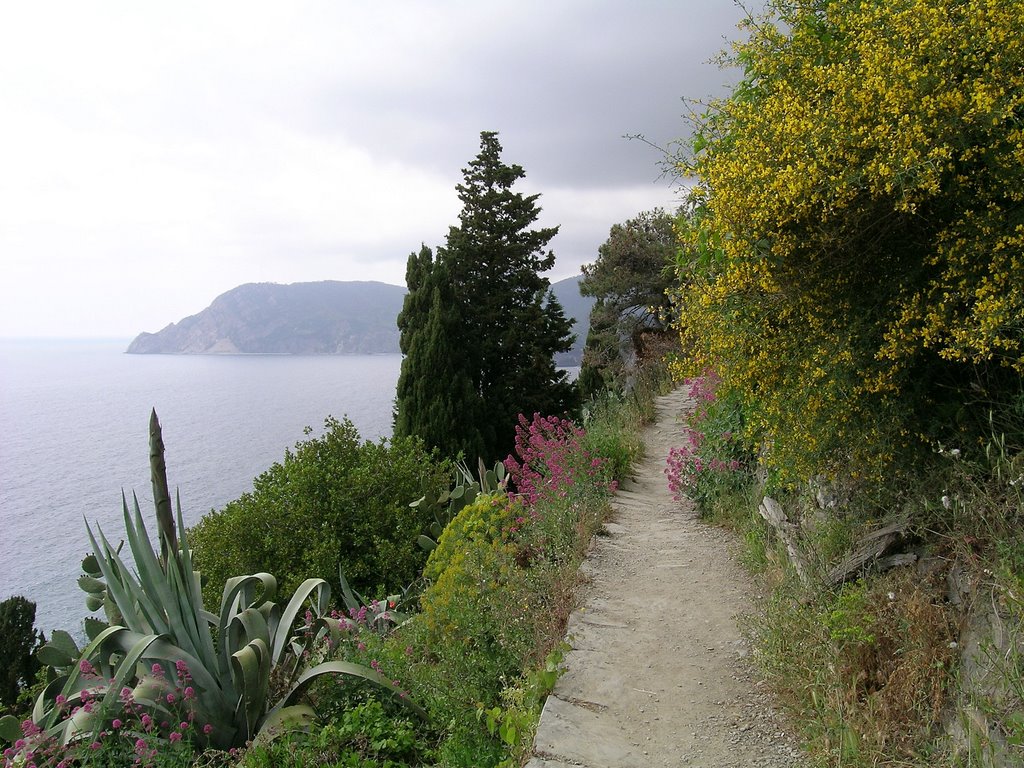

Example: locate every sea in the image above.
[0,339,402,637]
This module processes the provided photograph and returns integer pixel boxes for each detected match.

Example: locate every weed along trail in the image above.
[527,389,805,768]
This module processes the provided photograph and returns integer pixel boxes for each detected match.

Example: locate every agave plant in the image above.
[0,411,424,754]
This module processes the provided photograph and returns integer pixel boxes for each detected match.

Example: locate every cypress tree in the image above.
[395,131,577,463]
[0,595,43,709]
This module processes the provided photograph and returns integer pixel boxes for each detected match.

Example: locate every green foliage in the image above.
[672,0,1024,484]
[0,414,424,765]
[293,393,641,768]
[419,493,536,678]
[423,493,519,583]
[476,643,568,768]
[665,375,757,509]
[579,392,644,484]
[0,596,44,713]
[823,581,877,646]
[665,6,1024,755]
[189,416,450,605]
[579,208,678,397]
[410,488,575,767]
[413,459,507,554]
[241,700,433,768]
[395,130,579,464]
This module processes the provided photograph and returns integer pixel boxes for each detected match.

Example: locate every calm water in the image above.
[0,339,401,635]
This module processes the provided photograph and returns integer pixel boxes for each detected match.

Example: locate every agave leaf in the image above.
[85,511,153,630]
[169,496,220,669]
[252,703,315,746]
[231,638,271,737]
[90,629,230,717]
[95,631,168,717]
[121,492,178,635]
[228,608,271,657]
[31,674,70,726]
[130,672,174,705]
[271,579,329,664]
[309,615,350,646]
[279,660,428,721]
[37,624,125,731]
[218,573,276,673]
[220,573,276,623]
[66,704,103,743]
[337,569,362,615]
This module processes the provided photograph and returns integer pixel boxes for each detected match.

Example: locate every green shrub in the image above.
[579,392,644,483]
[241,700,433,768]
[421,493,533,666]
[189,417,450,604]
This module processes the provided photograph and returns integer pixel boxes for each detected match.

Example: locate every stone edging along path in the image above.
[526,389,807,768]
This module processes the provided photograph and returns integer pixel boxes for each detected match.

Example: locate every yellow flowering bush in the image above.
[420,493,534,660]
[674,0,1024,481]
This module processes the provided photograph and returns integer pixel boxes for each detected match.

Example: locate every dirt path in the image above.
[526,389,806,768]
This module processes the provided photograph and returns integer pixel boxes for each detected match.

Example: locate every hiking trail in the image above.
[527,388,807,768]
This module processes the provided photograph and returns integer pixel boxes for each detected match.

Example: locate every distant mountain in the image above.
[126,276,595,361]
[127,281,406,354]
[550,275,595,367]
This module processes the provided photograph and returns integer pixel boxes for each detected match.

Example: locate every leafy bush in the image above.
[189,417,450,604]
[672,0,1024,484]
[420,493,534,668]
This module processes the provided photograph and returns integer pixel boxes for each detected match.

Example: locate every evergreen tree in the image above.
[579,209,677,397]
[395,131,577,463]
[0,595,43,710]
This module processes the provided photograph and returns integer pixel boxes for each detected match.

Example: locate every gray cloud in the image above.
[0,0,758,337]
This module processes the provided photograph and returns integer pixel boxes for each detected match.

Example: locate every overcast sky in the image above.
[0,1,755,338]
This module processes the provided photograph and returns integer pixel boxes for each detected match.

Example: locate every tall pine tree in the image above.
[395,131,577,463]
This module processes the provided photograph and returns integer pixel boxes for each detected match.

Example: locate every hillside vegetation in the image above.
[2,2,1021,766]
[666,0,1023,764]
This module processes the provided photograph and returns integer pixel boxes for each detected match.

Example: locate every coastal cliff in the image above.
[127,281,405,354]
[127,276,593,360]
